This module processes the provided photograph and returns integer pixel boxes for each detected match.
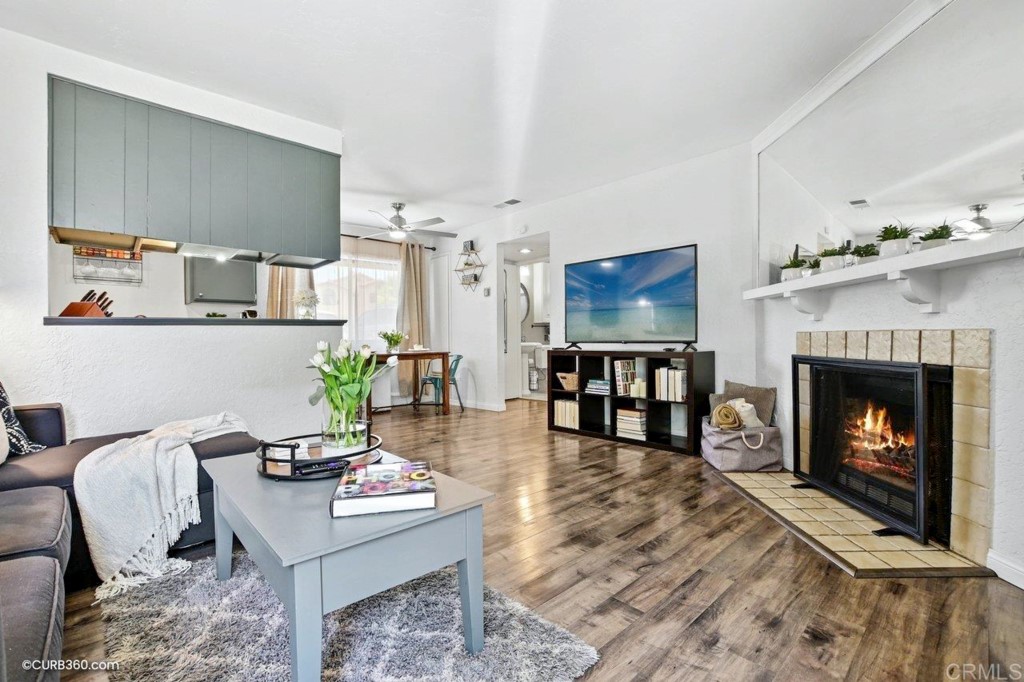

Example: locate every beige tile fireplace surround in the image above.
[796,328,992,565]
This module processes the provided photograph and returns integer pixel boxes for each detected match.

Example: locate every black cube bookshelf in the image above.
[547,349,715,455]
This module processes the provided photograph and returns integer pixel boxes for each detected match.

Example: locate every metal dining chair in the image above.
[414,354,464,414]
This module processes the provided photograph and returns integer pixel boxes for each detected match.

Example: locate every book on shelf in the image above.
[554,399,579,429]
[330,461,436,518]
[613,359,637,395]
[585,379,611,395]
[615,407,647,439]
[654,366,688,402]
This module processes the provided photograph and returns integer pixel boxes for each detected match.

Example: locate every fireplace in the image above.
[792,356,954,544]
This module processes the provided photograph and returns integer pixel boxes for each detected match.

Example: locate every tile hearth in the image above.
[720,471,994,578]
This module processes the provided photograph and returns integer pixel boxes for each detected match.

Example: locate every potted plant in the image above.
[780,255,806,282]
[378,329,407,353]
[293,289,320,320]
[801,258,821,277]
[818,245,850,273]
[851,243,880,264]
[308,341,398,450]
[877,224,916,259]
[918,224,954,251]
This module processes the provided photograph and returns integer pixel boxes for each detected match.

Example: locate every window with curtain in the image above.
[313,236,402,342]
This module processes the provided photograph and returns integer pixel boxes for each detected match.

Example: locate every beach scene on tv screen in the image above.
[565,246,696,342]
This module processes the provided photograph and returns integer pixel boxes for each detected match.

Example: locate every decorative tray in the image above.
[255,433,383,481]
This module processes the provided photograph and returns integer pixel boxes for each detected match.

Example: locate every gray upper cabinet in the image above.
[49,78,341,262]
[281,143,308,257]
[246,133,283,254]
[147,107,192,243]
[210,123,249,251]
[321,152,341,261]
[74,86,126,231]
[189,119,212,245]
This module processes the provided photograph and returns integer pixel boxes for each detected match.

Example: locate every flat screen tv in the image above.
[564,244,697,344]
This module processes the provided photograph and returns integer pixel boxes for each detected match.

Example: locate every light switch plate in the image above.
[483,287,491,297]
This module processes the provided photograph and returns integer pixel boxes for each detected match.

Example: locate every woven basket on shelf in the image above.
[556,372,579,391]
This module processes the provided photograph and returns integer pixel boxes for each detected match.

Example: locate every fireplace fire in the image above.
[793,356,953,544]
[844,402,916,490]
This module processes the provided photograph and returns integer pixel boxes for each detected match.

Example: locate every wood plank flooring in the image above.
[63,400,1024,681]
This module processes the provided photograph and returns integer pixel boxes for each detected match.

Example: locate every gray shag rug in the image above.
[102,553,598,681]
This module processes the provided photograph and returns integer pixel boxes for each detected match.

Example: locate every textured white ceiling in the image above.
[0,0,913,232]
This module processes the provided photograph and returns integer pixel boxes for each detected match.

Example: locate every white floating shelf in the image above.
[743,229,1024,320]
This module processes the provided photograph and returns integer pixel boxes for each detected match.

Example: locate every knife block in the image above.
[58,301,106,318]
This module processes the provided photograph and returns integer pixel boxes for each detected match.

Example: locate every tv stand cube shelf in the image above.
[547,349,715,455]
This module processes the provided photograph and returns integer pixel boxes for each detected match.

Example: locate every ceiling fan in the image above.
[361,202,457,240]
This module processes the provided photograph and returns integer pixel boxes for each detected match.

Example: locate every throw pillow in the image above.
[0,424,8,465]
[723,380,776,426]
[0,380,46,455]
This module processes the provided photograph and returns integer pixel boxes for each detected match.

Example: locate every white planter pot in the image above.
[879,238,912,259]
[855,255,879,265]
[919,238,950,251]
[781,267,803,282]
[801,267,820,278]
[819,255,846,273]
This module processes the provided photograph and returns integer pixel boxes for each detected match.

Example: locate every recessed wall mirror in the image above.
[757,0,1024,285]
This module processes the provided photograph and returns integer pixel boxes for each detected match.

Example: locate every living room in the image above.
[1,1,1022,680]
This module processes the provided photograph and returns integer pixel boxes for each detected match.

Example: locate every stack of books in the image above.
[330,461,436,518]
[616,408,647,440]
[554,399,579,428]
[654,366,688,402]
[613,359,637,395]
[585,379,611,395]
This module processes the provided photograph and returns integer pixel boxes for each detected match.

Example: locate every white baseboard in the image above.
[987,549,1024,589]
[464,401,505,412]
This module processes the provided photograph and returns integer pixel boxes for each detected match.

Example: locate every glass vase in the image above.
[296,303,317,320]
[322,400,368,455]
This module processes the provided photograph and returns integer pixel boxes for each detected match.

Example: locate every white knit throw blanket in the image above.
[74,413,249,600]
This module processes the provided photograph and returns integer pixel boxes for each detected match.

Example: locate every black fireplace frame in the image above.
[791,355,953,543]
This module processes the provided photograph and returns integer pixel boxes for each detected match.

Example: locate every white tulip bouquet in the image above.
[308,340,399,447]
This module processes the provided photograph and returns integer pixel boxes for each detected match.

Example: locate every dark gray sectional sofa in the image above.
[0,403,260,681]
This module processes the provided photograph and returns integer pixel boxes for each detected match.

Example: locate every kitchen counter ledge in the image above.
[43,317,347,327]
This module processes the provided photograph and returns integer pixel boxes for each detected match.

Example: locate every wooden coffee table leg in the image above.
[288,559,323,682]
[457,506,484,653]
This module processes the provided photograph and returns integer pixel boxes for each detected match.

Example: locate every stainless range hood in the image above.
[52,227,334,269]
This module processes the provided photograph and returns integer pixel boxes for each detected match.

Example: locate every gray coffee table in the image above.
[202,452,494,682]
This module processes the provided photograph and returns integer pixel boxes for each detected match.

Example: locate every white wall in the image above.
[434,143,758,410]
[0,28,342,441]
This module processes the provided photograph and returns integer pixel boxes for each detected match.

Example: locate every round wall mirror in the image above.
[520,283,531,323]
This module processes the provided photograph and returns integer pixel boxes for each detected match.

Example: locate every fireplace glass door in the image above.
[809,366,921,530]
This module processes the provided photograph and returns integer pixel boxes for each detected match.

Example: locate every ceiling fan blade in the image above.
[358,231,392,240]
[413,229,459,238]
[369,210,401,230]
[408,217,445,229]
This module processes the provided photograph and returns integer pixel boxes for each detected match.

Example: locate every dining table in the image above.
[369,350,451,415]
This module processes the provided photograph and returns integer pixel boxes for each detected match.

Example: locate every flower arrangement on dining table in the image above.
[378,329,408,353]
[308,340,399,447]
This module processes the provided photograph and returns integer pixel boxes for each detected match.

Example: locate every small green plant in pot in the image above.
[780,255,806,282]
[850,243,880,264]
[802,257,821,277]
[818,244,850,273]
[919,224,954,251]
[877,223,916,259]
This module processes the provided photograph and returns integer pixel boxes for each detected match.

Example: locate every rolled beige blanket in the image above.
[711,404,741,430]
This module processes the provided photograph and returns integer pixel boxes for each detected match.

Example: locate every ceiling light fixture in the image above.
[389,230,406,240]
[519,248,532,254]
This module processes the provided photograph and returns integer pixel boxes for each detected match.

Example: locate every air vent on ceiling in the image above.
[494,198,522,209]
[849,199,870,208]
